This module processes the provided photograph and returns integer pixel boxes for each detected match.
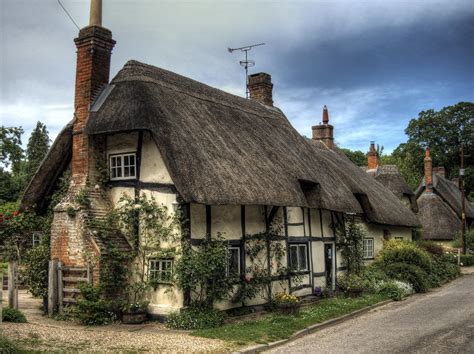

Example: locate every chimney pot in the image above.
[322,105,329,124]
[248,73,273,106]
[89,0,102,26]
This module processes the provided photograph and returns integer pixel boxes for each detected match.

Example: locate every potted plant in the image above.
[122,300,149,324]
[273,292,300,315]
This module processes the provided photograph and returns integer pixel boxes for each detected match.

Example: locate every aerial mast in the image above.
[228,43,265,98]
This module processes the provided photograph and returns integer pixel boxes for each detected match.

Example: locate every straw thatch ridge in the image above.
[417,192,462,240]
[363,165,418,213]
[20,122,73,212]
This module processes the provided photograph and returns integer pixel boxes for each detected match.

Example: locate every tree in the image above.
[400,102,474,194]
[340,148,367,166]
[0,126,24,202]
[25,122,50,183]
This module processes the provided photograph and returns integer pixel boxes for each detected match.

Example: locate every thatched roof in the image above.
[22,60,419,227]
[20,122,73,212]
[417,192,462,240]
[415,173,474,220]
[310,141,419,227]
[363,165,418,213]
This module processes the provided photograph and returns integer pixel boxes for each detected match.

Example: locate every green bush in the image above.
[166,307,225,330]
[0,334,22,352]
[460,254,474,267]
[337,273,365,291]
[452,230,474,249]
[383,262,431,293]
[376,239,432,274]
[375,281,405,301]
[2,307,27,323]
[73,283,117,325]
[431,257,461,283]
[360,265,390,292]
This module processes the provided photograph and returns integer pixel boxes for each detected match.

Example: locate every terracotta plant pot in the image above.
[122,311,147,324]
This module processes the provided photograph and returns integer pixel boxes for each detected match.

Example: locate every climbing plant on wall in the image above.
[336,219,366,275]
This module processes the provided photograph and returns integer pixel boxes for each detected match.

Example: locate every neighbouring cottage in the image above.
[415,148,474,243]
[21,0,419,316]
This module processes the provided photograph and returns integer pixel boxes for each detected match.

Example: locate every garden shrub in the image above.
[383,262,431,293]
[452,230,474,249]
[2,307,27,323]
[375,239,432,274]
[375,281,406,301]
[431,257,460,283]
[73,283,117,325]
[360,265,390,292]
[460,254,474,267]
[166,307,225,330]
[337,273,365,292]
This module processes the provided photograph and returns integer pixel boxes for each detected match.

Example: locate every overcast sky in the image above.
[1,0,473,153]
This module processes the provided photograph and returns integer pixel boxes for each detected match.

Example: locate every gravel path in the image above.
[1,291,231,352]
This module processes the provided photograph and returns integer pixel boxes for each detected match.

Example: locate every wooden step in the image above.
[63,287,81,294]
[63,297,78,304]
[63,277,88,283]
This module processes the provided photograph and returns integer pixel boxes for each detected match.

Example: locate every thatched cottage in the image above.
[21,0,419,316]
[415,149,473,243]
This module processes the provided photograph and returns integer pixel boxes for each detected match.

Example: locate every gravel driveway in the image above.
[1,291,231,352]
[268,272,474,353]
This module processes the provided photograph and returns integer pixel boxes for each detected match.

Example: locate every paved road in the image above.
[268,274,474,353]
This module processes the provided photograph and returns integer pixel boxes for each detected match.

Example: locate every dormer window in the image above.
[110,153,136,180]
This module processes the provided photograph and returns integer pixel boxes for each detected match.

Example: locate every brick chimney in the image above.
[367,142,378,170]
[424,148,433,192]
[248,73,273,106]
[312,105,334,149]
[72,0,115,185]
[433,166,445,178]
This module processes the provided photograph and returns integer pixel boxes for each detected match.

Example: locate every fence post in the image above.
[87,262,93,284]
[8,261,18,310]
[48,260,58,316]
[57,262,63,315]
[458,249,461,265]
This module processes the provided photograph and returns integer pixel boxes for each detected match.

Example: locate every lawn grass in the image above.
[192,294,388,345]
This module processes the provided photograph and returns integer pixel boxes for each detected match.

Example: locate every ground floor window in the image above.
[363,238,374,259]
[289,243,308,271]
[227,246,241,276]
[148,258,173,283]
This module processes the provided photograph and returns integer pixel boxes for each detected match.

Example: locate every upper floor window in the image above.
[363,238,374,259]
[110,153,136,180]
[289,244,308,271]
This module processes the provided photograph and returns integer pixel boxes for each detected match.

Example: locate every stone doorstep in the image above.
[235,299,393,354]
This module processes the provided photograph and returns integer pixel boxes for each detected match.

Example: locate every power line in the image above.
[57,0,80,31]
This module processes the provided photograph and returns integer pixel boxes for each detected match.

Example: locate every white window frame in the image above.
[227,246,241,276]
[289,244,308,272]
[32,232,42,247]
[148,258,173,283]
[109,153,137,181]
[363,238,374,259]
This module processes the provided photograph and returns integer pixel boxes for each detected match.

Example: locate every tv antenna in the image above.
[228,43,265,98]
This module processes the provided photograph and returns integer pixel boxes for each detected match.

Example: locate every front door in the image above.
[324,244,333,288]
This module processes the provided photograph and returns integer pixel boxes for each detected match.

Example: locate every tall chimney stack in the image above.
[312,105,334,149]
[71,0,115,185]
[248,73,273,106]
[424,148,433,193]
[367,141,378,170]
